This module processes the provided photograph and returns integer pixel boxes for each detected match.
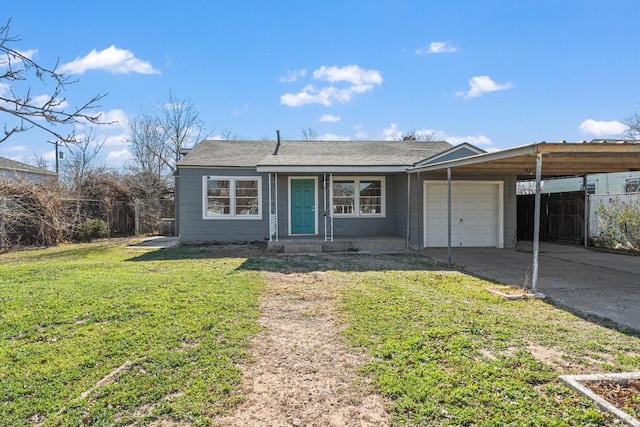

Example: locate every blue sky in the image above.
[2,1,640,169]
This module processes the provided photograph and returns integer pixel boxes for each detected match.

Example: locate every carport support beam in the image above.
[447,168,452,265]
[532,153,542,293]
[583,175,588,248]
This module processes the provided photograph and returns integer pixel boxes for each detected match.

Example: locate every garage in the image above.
[423,180,504,248]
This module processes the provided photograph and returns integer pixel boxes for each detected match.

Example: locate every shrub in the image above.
[592,197,640,250]
[73,219,109,242]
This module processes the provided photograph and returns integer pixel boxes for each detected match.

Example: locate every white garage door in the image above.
[423,181,503,248]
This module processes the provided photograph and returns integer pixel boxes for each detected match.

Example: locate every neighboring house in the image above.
[0,156,57,183]
[542,171,640,195]
[175,139,517,249]
[540,140,640,195]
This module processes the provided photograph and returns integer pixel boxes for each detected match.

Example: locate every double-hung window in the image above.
[203,176,262,219]
[332,177,385,217]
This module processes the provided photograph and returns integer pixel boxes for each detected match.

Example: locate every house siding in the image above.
[177,167,270,242]
[275,173,401,239]
[542,171,640,195]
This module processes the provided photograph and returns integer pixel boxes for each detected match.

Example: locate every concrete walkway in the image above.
[422,242,640,332]
[127,236,180,249]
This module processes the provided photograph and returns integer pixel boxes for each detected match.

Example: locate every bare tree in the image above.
[220,129,240,141]
[401,129,437,141]
[623,110,640,139]
[302,127,319,141]
[127,112,167,179]
[30,154,49,170]
[61,129,106,191]
[159,91,205,172]
[127,92,204,184]
[0,18,106,143]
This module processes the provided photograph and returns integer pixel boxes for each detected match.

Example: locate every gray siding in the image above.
[177,167,517,247]
[177,167,270,242]
[275,173,401,239]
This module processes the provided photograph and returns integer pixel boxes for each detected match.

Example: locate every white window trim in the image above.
[202,176,262,220]
[330,176,386,218]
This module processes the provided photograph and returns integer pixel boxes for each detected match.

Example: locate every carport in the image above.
[409,140,640,293]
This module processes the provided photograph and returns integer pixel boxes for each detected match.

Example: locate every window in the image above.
[203,176,261,219]
[332,177,385,217]
[625,178,640,193]
[584,182,596,195]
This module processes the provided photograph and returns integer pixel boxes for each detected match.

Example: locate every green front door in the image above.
[290,179,316,234]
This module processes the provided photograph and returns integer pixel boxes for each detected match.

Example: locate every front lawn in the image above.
[2,243,639,426]
[0,241,263,426]
[339,267,640,426]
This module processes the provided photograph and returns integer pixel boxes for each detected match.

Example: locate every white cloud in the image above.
[0,49,38,67]
[31,94,69,109]
[378,125,494,147]
[440,133,493,147]
[382,123,403,141]
[281,84,374,107]
[318,133,350,141]
[416,41,457,55]
[106,148,132,165]
[579,119,628,137]
[59,46,160,75]
[456,75,512,99]
[281,65,382,107]
[280,69,307,83]
[320,114,341,123]
[4,145,29,153]
[313,65,382,85]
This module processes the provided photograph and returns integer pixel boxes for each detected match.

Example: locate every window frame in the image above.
[202,176,262,220]
[331,176,386,218]
[625,178,640,193]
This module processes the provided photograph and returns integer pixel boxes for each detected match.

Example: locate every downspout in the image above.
[406,173,411,250]
[447,168,452,265]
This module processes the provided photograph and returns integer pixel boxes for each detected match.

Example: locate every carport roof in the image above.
[408,140,640,179]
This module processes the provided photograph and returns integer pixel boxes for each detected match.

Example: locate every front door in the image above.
[290,178,316,235]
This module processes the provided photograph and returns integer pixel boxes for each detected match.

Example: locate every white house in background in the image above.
[0,156,57,183]
[542,171,640,195]
[538,140,640,195]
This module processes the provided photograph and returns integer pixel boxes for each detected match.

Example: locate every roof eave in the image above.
[256,165,409,173]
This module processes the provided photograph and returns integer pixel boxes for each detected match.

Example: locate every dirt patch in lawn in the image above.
[214,265,390,427]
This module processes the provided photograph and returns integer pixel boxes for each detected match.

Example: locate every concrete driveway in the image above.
[422,242,640,332]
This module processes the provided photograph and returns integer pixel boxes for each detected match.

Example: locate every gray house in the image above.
[0,156,57,183]
[175,138,517,250]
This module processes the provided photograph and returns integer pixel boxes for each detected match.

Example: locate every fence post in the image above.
[134,199,140,236]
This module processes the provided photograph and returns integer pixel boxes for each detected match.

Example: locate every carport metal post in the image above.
[447,167,452,264]
[583,175,588,247]
[532,153,542,293]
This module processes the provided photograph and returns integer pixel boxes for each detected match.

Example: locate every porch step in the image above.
[283,243,323,254]
[268,238,407,254]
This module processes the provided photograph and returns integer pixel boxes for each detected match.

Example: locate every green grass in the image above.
[339,267,640,426]
[0,241,263,426]
[3,245,640,426]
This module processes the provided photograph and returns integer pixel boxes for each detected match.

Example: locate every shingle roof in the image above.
[178,139,453,169]
[177,140,276,168]
[0,156,56,175]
